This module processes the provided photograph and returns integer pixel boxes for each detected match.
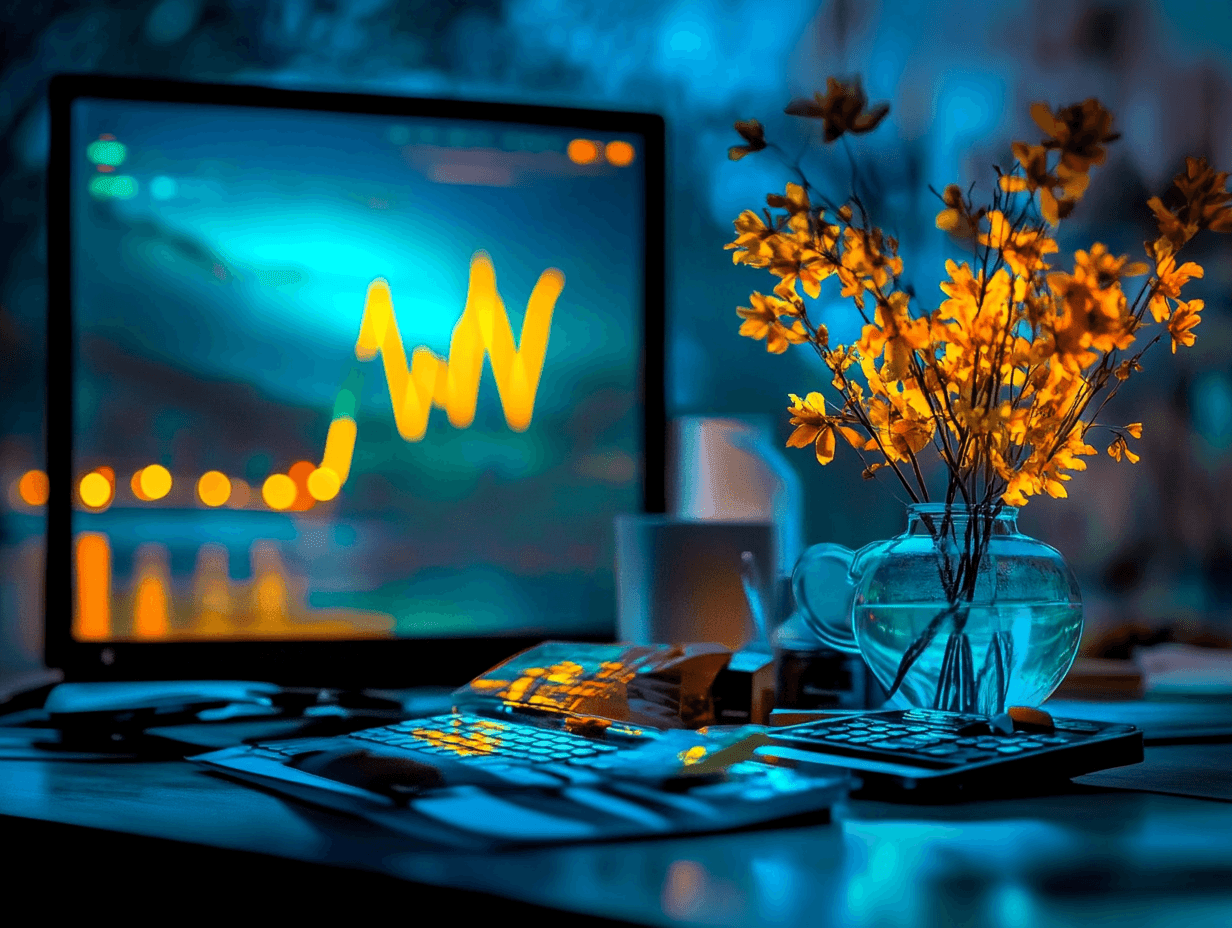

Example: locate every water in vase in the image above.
[855,602,1084,714]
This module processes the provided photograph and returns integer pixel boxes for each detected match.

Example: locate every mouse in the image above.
[289,748,444,798]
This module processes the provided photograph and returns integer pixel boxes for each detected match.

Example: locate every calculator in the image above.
[759,708,1143,795]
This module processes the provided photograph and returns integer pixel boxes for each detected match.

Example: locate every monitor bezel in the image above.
[45,74,666,688]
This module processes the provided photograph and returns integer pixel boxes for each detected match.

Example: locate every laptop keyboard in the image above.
[260,713,623,764]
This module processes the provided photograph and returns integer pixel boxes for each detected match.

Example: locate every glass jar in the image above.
[792,503,1083,715]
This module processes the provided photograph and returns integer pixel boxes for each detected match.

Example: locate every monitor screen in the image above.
[48,78,663,681]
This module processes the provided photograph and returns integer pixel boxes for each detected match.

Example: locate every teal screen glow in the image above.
[69,96,646,642]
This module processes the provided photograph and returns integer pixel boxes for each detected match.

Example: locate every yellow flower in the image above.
[1146,197,1198,249]
[1044,431,1098,494]
[766,237,835,299]
[724,90,1227,510]
[935,262,1016,359]
[1001,142,1052,193]
[786,393,840,464]
[838,226,903,309]
[1000,142,1089,224]
[1171,156,1232,233]
[1031,98,1120,173]
[1147,238,1203,322]
[1107,435,1140,464]
[1002,428,1097,504]
[772,277,803,311]
[935,184,982,240]
[737,292,809,353]
[785,77,890,143]
[1114,358,1143,381]
[1048,253,1136,367]
[1072,243,1148,289]
[1001,472,1032,507]
[951,397,1014,446]
[980,210,1058,277]
[1168,299,1202,353]
[725,210,777,266]
[857,291,929,381]
[864,394,934,460]
[1147,157,1232,246]
[728,119,767,161]
[766,182,810,215]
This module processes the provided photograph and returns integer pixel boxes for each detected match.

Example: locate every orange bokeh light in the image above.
[140,464,172,500]
[227,478,251,509]
[307,467,341,502]
[605,141,635,167]
[131,468,151,501]
[18,470,49,507]
[79,472,112,509]
[567,139,599,165]
[287,460,317,511]
[197,471,232,507]
[262,474,297,511]
[75,533,111,640]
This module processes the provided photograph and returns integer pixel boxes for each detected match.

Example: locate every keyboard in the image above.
[761,708,1143,793]
[255,713,624,765]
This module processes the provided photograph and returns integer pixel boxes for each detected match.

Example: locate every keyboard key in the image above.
[329,713,623,766]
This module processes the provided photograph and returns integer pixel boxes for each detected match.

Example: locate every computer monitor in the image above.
[45,75,665,687]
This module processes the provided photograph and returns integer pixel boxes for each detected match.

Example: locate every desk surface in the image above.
[4,735,1232,927]
[2,744,1232,921]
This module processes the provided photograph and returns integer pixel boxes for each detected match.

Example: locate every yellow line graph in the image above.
[311,250,565,498]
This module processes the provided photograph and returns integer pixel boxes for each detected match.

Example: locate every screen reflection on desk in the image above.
[3,739,1232,925]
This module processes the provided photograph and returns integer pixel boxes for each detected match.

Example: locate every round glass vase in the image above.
[792,503,1083,715]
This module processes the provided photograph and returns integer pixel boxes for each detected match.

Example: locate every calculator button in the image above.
[995,745,1025,754]
[955,738,978,746]
[924,745,958,756]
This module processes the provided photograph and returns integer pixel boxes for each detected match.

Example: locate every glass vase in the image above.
[793,503,1083,715]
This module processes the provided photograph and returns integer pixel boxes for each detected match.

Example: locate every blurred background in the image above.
[4,0,1232,686]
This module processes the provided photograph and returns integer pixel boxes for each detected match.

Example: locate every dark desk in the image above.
[3,733,1232,925]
